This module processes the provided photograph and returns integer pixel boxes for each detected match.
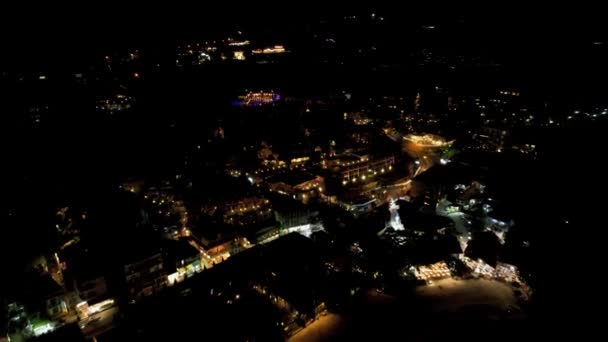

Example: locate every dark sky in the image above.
[3,3,606,49]
[2,2,607,98]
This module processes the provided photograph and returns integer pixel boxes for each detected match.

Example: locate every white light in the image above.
[248,177,254,184]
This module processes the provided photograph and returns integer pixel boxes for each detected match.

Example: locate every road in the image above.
[81,306,119,338]
[288,314,343,342]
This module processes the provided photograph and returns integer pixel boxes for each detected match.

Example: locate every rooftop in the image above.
[267,170,317,187]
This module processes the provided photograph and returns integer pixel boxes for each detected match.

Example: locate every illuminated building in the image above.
[473,126,509,152]
[235,90,281,106]
[233,51,246,60]
[268,172,324,203]
[124,252,167,301]
[96,94,133,114]
[414,92,422,111]
[220,196,273,225]
[322,153,369,169]
[273,199,322,237]
[46,291,82,321]
[345,111,372,125]
[228,39,250,46]
[338,156,395,182]
[403,133,451,147]
[164,239,203,285]
[176,43,217,67]
[414,262,452,282]
[252,45,286,54]
[388,198,405,231]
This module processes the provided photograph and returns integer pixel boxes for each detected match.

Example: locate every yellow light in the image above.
[233,51,246,60]
[361,175,366,180]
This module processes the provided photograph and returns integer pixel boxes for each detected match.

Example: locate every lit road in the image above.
[81,306,119,338]
[288,314,343,342]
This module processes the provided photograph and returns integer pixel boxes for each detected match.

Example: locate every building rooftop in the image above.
[267,170,317,187]
[30,323,86,342]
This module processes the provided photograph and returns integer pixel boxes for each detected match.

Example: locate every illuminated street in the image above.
[288,314,343,342]
[81,306,119,338]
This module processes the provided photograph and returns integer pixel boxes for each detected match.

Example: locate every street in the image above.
[288,314,343,342]
[81,306,119,338]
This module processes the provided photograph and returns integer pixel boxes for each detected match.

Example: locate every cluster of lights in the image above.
[240,91,281,106]
[233,51,246,60]
[342,165,393,185]
[228,40,250,46]
[499,90,520,96]
[404,134,449,147]
[96,94,133,113]
[252,45,286,54]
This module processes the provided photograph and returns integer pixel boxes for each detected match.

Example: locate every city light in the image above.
[236,91,281,106]
[233,51,246,60]
[228,40,250,46]
[33,322,55,336]
[4,13,553,337]
[252,45,286,54]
